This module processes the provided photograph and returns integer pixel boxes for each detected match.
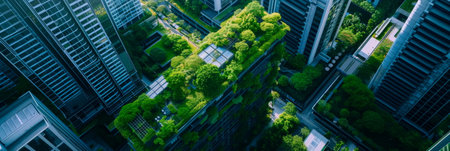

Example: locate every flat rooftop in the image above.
[304,129,329,151]
[358,37,380,60]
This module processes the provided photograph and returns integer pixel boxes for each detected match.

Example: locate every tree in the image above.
[234,41,249,52]
[278,75,289,87]
[260,22,275,33]
[171,56,184,68]
[338,29,357,47]
[223,61,242,81]
[166,70,187,89]
[286,54,306,70]
[156,5,166,14]
[156,119,177,139]
[290,72,312,91]
[283,102,297,115]
[146,1,157,9]
[274,112,300,134]
[184,55,204,72]
[300,127,310,137]
[168,13,177,21]
[240,14,259,32]
[194,64,223,96]
[281,135,307,151]
[154,137,165,146]
[149,48,167,63]
[316,100,331,114]
[338,118,349,128]
[262,13,281,23]
[357,110,385,133]
[240,29,256,42]
[339,108,350,118]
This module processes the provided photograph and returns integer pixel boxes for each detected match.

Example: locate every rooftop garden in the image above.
[114,2,290,150]
[356,38,393,83]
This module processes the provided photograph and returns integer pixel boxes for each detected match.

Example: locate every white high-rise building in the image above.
[0,92,90,151]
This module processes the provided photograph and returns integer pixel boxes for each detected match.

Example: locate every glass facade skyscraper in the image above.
[261,0,350,64]
[101,0,143,29]
[0,0,143,127]
[370,0,449,135]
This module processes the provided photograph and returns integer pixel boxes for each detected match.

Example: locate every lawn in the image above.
[145,40,176,63]
[144,35,196,63]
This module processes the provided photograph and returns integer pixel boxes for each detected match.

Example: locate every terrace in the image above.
[114,2,290,150]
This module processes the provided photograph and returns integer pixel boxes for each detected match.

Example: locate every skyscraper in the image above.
[261,0,351,64]
[369,0,449,135]
[0,0,143,127]
[100,0,144,30]
[0,92,90,151]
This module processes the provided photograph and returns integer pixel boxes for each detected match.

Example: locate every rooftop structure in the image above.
[198,44,234,67]
[304,129,329,151]
[0,92,89,151]
[357,38,380,60]
[146,76,168,99]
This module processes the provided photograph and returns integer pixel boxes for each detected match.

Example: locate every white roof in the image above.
[358,38,380,60]
[304,129,328,151]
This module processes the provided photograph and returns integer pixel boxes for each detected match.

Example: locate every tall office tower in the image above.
[0,92,90,151]
[261,0,351,64]
[100,0,143,30]
[0,59,17,91]
[0,0,143,127]
[369,0,449,136]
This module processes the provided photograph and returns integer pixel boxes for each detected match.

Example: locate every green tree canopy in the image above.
[283,102,297,115]
[281,135,307,151]
[278,75,290,87]
[149,48,167,63]
[240,29,256,42]
[357,110,385,133]
[194,64,223,96]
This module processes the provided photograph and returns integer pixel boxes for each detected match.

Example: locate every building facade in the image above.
[100,0,144,30]
[0,0,143,127]
[203,0,235,12]
[0,92,90,151]
[369,0,449,135]
[0,59,17,91]
[261,0,350,64]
